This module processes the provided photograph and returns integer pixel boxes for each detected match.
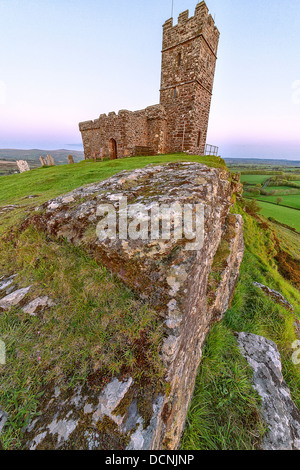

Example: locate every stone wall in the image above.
[79,105,167,160]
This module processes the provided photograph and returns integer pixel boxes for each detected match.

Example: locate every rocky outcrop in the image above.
[237,332,300,450]
[21,162,244,450]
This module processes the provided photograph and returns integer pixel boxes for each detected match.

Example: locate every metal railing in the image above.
[204,144,219,156]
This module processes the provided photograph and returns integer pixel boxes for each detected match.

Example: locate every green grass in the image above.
[0,226,165,449]
[268,222,300,261]
[264,185,300,193]
[256,200,300,231]
[0,154,225,206]
[256,194,300,210]
[181,323,266,450]
[0,155,225,237]
[240,175,269,185]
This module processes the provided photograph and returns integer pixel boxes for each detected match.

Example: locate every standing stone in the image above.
[46,155,55,166]
[16,160,30,173]
[68,155,74,164]
[40,156,47,166]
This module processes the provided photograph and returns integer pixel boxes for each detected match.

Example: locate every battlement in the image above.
[162,1,219,55]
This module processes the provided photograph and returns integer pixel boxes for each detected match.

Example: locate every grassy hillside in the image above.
[0,155,225,236]
[238,168,300,233]
[257,201,300,232]
[240,174,269,185]
[0,154,225,204]
[256,195,300,210]
[182,202,300,449]
[0,155,299,450]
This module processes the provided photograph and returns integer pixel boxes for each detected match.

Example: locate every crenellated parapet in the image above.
[162,1,219,55]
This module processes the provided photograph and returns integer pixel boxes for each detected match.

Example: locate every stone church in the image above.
[79,1,220,160]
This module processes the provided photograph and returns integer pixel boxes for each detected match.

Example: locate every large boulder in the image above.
[21,162,244,449]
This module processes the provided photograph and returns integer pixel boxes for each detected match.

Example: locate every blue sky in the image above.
[0,0,300,159]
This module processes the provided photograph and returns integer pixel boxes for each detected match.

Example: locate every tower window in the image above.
[173,87,179,100]
[177,52,182,67]
[197,131,202,147]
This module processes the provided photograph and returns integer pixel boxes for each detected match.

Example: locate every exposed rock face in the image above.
[237,332,300,450]
[22,162,244,449]
[24,379,135,450]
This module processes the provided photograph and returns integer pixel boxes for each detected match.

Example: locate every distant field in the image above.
[257,194,300,210]
[0,160,16,165]
[0,149,84,162]
[240,174,269,185]
[257,200,300,232]
[264,185,300,192]
[0,161,18,176]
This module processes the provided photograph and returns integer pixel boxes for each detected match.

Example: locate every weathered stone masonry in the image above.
[79,1,220,160]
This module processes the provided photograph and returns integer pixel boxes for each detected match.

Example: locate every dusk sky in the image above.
[1,0,300,159]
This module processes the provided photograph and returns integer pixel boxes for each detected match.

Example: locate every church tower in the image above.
[160,1,220,154]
